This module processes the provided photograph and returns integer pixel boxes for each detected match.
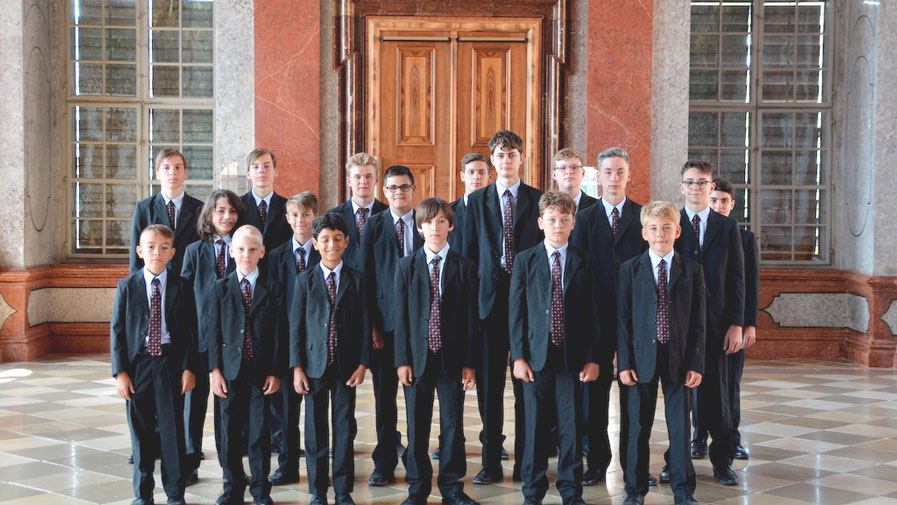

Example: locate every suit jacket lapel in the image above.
[250,278,268,315]
[442,251,458,299]
[514,186,532,228]
[133,274,150,314]
[669,252,684,292]
[266,194,283,233]
[152,195,172,228]
[703,211,721,252]
[679,210,699,250]
[563,248,581,293]
[638,253,657,299]
[595,198,615,242]
[334,269,350,306]
[174,198,197,239]
[414,250,431,303]
[343,203,359,244]
[486,185,503,230]
[164,274,178,317]
[614,199,637,246]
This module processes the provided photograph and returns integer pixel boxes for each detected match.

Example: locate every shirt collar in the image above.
[320,261,344,281]
[543,240,569,261]
[424,243,450,264]
[143,267,168,287]
[292,236,312,254]
[213,233,232,245]
[601,196,627,217]
[648,249,675,269]
[351,198,375,215]
[161,191,185,208]
[252,190,274,207]
[390,209,414,224]
[572,191,583,209]
[684,205,710,223]
[495,179,521,200]
[236,268,259,287]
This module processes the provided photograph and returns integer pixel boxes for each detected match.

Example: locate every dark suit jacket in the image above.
[242,191,292,253]
[110,269,197,377]
[359,210,424,333]
[394,248,479,379]
[181,239,236,352]
[267,240,321,313]
[462,182,544,319]
[289,265,372,380]
[448,197,469,257]
[675,209,745,344]
[508,244,601,373]
[327,199,389,270]
[129,193,204,275]
[741,229,760,327]
[568,197,647,368]
[577,192,599,213]
[616,252,706,383]
[207,273,287,387]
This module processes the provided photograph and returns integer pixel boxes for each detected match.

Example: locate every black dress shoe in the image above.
[659,468,670,484]
[522,497,542,505]
[130,498,153,505]
[648,473,658,486]
[299,448,306,457]
[185,469,199,485]
[690,438,707,459]
[167,498,186,505]
[562,496,586,505]
[216,493,243,505]
[622,494,644,505]
[581,468,605,486]
[269,468,300,485]
[254,497,274,505]
[368,470,394,486]
[310,494,328,505]
[675,495,700,505]
[401,495,426,505]
[432,447,441,460]
[501,447,510,460]
[335,494,355,505]
[713,466,739,485]
[473,468,502,485]
[734,444,749,460]
[442,491,480,505]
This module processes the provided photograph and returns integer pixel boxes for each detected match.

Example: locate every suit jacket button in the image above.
[652,339,656,344]
[545,310,549,314]
[240,329,244,333]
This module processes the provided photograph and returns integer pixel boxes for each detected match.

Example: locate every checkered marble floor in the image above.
[1,356,897,505]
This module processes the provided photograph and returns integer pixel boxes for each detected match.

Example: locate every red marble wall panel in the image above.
[585,0,653,204]
[255,0,321,197]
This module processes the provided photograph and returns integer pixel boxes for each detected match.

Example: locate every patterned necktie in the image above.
[428,255,442,353]
[395,217,405,258]
[502,189,514,273]
[296,247,306,273]
[166,200,176,230]
[356,207,369,238]
[240,278,254,360]
[326,272,338,366]
[215,239,226,279]
[657,259,670,344]
[611,206,620,237]
[148,278,162,356]
[550,251,564,346]
[691,213,701,243]
[258,200,268,230]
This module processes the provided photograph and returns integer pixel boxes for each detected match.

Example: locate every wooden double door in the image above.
[368,17,542,207]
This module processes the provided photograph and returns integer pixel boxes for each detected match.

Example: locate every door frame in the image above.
[334,0,569,198]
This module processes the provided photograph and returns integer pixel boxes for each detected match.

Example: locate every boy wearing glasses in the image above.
[552,148,597,213]
[359,165,424,486]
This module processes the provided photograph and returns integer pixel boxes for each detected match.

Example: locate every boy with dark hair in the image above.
[360,164,423,486]
[618,201,705,505]
[463,130,543,483]
[112,224,197,505]
[510,191,600,505]
[395,198,479,505]
[292,213,371,505]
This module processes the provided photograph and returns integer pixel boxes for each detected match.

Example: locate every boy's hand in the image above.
[293,366,310,394]
[513,358,534,383]
[685,370,703,388]
[263,376,280,395]
[743,325,757,348]
[180,370,195,394]
[461,367,476,390]
[579,362,600,383]
[619,369,638,386]
[724,325,743,354]
[116,372,135,400]
[211,368,228,398]
[347,365,366,387]
[397,365,413,387]
[372,327,384,350]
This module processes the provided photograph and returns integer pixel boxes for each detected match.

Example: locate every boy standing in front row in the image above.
[112,224,196,505]
[209,225,286,505]
[394,198,480,505]
[509,191,601,505]
[291,213,371,505]
[618,202,706,505]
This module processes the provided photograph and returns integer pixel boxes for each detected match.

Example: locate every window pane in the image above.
[105,107,137,142]
[761,150,791,185]
[105,0,136,26]
[183,0,213,28]
[73,106,104,142]
[762,35,794,68]
[798,4,824,33]
[74,144,103,178]
[73,0,103,25]
[795,70,823,102]
[690,70,719,101]
[107,220,131,248]
[761,189,791,225]
[794,189,825,225]
[106,184,138,217]
[794,226,824,261]
[74,62,104,95]
[73,182,103,218]
[794,150,825,185]
[720,111,749,147]
[182,30,213,63]
[720,70,749,102]
[106,144,138,179]
[72,27,103,60]
[691,34,718,66]
[688,112,718,146]
[761,113,792,148]
[761,70,793,102]
[796,35,822,67]
[182,66,213,97]
[794,112,822,147]
[183,146,213,179]
[151,0,180,27]
[151,30,180,63]
[105,28,136,61]
[73,220,103,253]
[721,34,749,66]
[718,149,749,184]
[691,5,719,33]
[764,5,795,33]
[105,64,137,95]
[760,226,792,261]
[151,65,180,96]
[182,109,213,143]
[687,149,718,170]
[721,5,750,32]
[732,187,750,223]
[150,109,180,143]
